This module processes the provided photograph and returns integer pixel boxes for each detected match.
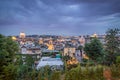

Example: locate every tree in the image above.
[25,54,34,67]
[0,34,19,80]
[84,37,104,63]
[105,28,120,64]
[116,56,120,64]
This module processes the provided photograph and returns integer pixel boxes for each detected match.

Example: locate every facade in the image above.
[63,47,76,57]
[39,38,43,44]
[26,47,41,54]
[21,46,41,59]
[21,46,41,54]
[79,35,85,46]
[21,46,27,54]
[46,39,54,50]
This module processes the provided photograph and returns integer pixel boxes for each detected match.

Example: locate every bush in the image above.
[116,56,120,64]
[82,58,88,62]
[50,71,61,80]
[80,59,95,66]
[110,64,120,79]
[65,65,105,80]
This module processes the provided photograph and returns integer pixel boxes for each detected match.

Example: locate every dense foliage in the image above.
[65,65,104,80]
[84,37,104,63]
[0,34,19,80]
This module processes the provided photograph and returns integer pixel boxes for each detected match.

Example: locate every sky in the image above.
[0,0,120,36]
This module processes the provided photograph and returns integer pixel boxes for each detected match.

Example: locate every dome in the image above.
[20,32,26,38]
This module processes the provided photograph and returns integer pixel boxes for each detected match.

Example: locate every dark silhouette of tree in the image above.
[105,28,120,64]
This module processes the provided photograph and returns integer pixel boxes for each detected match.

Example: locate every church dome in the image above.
[20,32,26,38]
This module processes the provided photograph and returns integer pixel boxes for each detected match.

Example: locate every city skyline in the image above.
[0,0,120,36]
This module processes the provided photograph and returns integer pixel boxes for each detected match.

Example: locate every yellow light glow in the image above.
[12,36,17,41]
[91,33,98,38]
[48,44,54,50]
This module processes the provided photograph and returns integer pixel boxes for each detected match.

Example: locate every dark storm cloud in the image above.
[0,0,120,35]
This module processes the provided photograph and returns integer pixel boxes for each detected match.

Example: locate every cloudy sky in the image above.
[0,0,120,36]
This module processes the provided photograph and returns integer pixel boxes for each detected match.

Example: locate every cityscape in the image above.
[0,0,120,80]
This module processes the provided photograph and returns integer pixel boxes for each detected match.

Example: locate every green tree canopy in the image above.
[84,37,104,62]
[0,34,19,66]
[0,34,19,79]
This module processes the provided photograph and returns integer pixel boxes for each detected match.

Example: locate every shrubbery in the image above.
[65,65,104,80]
[116,56,120,64]
[80,59,95,66]
[110,64,120,79]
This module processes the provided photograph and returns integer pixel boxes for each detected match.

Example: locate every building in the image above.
[39,38,43,44]
[21,46,41,59]
[21,46,27,54]
[27,47,41,55]
[46,38,54,50]
[42,49,59,57]
[63,47,76,57]
[79,35,85,46]
[36,57,64,70]
[20,32,26,39]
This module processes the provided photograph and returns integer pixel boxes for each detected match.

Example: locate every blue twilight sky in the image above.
[0,0,120,36]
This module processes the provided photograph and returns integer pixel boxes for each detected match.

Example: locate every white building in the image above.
[36,57,64,70]
[63,47,76,57]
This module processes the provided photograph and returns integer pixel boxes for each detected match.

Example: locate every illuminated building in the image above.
[67,57,78,65]
[20,32,26,39]
[46,38,54,50]
[12,36,17,41]
[91,33,98,38]
[39,38,43,44]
